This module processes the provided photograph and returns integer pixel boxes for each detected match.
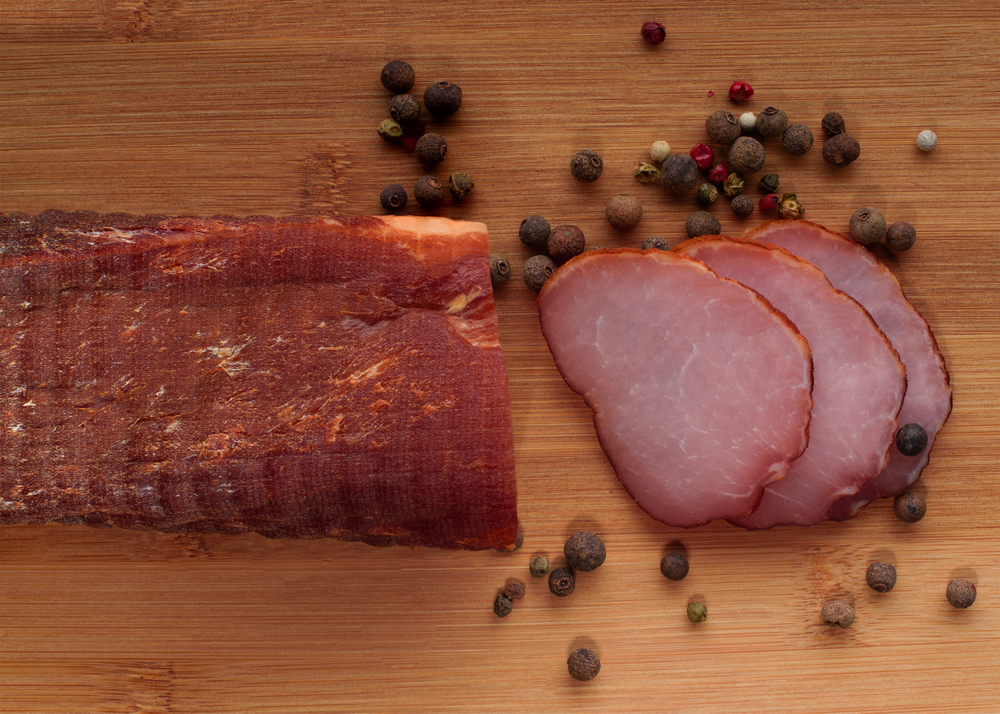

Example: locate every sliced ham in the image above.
[744,220,952,520]
[676,237,906,528]
[538,248,813,528]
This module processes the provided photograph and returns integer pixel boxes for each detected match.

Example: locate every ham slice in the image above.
[676,237,906,528]
[538,248,813,527]
[744,220,952,520]
[0,210,518,550]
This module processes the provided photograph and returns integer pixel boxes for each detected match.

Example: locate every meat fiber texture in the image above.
[0,210,518,550]
[745,221,952,520]
[538,248,814,528]
[677,237,906,528]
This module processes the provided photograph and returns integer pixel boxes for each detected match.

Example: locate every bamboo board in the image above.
[1,2,998,712]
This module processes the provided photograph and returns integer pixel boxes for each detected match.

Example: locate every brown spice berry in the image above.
[570,149,604,182]
[823,133,861,167]
[822,112,846,136]
[564,531,606,572]
[522,255,556,294]
[660,552,689,581]
[756,107,788,138]
[727,136,766,175]
[423,81,462,117]
[380,60,415,94]
[821,600,855,628]
[493,592,513,618]
[414,133,447,165]
[414,175,445,208]
[448,172,474,200]
[894,491,927,523]
[504,579,526,601]
[606,194,643,229]
[548,567,576,597]
[896,423,928,456]
[731,194,755,217]
[389,93,420,124]
[705,110,742,145]
[685,211,721,239]
[946,578,977,609]
[567,647,601,681]
[547,225,586,262]
[519,215,551,249]
[866,562,897,593]
[850,207,888,246]
[782,123,814,155]
[886,221,917,253]
[641,236,670,251]
[379,183,407,212]
[490,256,512,286]
[661,153,699,194]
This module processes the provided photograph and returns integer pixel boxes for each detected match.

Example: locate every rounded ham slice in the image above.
[744,221,952,520]
[537,249,813,528]
[676,237,906,528]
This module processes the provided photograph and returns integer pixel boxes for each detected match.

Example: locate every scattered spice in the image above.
[567,648,601,681]
[661,154,699,194]
[708,163,729,185]
[760,193,780,211]
[697,182,719,205]
[946,578,977,609]
[389,93,420,124]
[731,194,754,217]
[886,221,917,253]
[504,579,526,601]
[660,552,689,581]
[489,256,512,286]
[723,173,745,198]
[739,112,757,133]
[414,175,445,208]
[821,600,855,628]
[759,173,780,193]
[548,567,576,597]
[823,133,861,167]
[448,171,474,200]
[423,81,463,117]
[379,184,408,212]
[685,211,721,239]
[728,81,754,102]
[916,129,937,152]
[782,123,814,155]
[866,562,897,593]
[690,143,715,170]
[564,531,606,572]
[894,491,927,523]
[522,255,556,293]
[756,107,788,138]
[414,133,447,166]
[519,215,551,249]
[634,162,662,182]
[380,60,415,94]
[705,110,741,145]
[494,592,513,618]
[529,556,550,578]
[850,207,887,245]
[895,423,928,456]
[687,602,708,623]
[548,225,586,262]
[377,118,403,141]
[570,149,604,182]
[606,194,643,229]
[727,136,766,174]
[640,21,667,46]
[779,192,804,219]
[650,140,672,163]
[822,112,846,136]
[641,236,670,251]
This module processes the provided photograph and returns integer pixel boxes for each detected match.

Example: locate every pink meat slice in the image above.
[744,221,952,520]
[676,237,906,528]
[537,249,813,528]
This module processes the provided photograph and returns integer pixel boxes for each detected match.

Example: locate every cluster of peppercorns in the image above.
[376,60,473,212]
[849,207,918,253]
[510,214,588,293]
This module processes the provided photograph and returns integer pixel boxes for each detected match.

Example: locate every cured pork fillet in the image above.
[0,210,517,550]
[744,221,952,520]
[538,249,813,528]
[677,237,906,528]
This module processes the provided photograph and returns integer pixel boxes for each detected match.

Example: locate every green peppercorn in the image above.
[705,109,742,145]
[415,133,447,166]
[414,175,445,208]
[896,423,928,456]
[380,60,415,94]
[564,531,606,572]
[504,578,526,600]
[779,192,804,219]
[379,183,407,212]
[606,194,643,229]
[641,236,670,251]
[662,154,699,194]
[686,602,707,623]
[731,194,754,217]
[946,578,976,609]
[493,592,513,618]
[894,491,926,523]
[529,555,550,578]
[547,225,586,262]
[660,552,689,581]
[548,567,576,597]
[886,221,917,253]
[821,600,855,628]
[523,255,556,293]
[448,172,474,200]
[756,106,788,138]
[570,149,603,182]
[634,162,662,183]
[850,207,887,245]
[685,211,721,239]
[782,123,814,155]
[567,648,601,681]
[866,562,897,593]
[723,173,745,198]
[490,256,512,286]
[519,215,551,249]
[423,80,462,117]
[727,137,766,175]
[822,112,846,136]
[377,118,403,141]
[759,173,780,193]
[823,133,861,167]
[389,93,420,124]
[697,182,719,205]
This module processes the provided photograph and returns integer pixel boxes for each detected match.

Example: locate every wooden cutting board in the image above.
[1,2,997,712]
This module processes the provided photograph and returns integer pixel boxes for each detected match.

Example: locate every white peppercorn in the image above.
[739,112,756,133]
[916,130,937,152]
[650,140,671,163]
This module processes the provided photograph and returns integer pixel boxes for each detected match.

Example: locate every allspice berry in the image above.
[850,207,888,246]
[705,110,741,145]
[641,236,670,251]
[489,256,512,286]
[821,600,855,628]
[782,123,815,155]
[414,133,447,166]
[895,423,928,456]
[567,648,601,681]
[414,175,445,208]
[660,552,689,581]
[886,221,917,253]
[548,566,576,597]
[823,133,861,167]
[448,172,474,200]
[685,211,721,239]
[822,111,846,136]
[389,93,420,124]
[756,107,788,138]
[379,183,407,212]
[946,578,977,609]
[570,149,604,182]
[606,194,643,229]
[564,531,606,572]
[522,254,556,293]
[894,491,927,523]
[547,225,586,262]
[731,194,754,217]
[727,136,766,175]
[661,153,699,194]
[519,215,551,249]
[866,562,897,593]
[423,81,462,117]
[380,60,415,94]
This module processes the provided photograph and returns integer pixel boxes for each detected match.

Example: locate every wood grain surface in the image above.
[1,2,998,712]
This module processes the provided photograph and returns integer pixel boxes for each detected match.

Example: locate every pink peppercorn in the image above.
[708,163,729,185]
[760,193,780,211]
[690,144,715,170]
[729,81,754,102]
[641,21,666,45]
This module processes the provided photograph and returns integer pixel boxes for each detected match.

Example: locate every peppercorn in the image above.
[634,163,662,182]
[548,225,586,262]
[866,562,897,593]
[414,175,444,208]
[690,143,715,170]
[448,172,474,200]
[727,137,766,175]
[759,173,780,193]
[729,81,753,102]
[822,112,846,136]
[760,193,780,211]
[504,578,526,601]
[697,182,719,205]
[414,133,447,166]
[650,141,672,163]
[523,255,556,293]
[494,592,513,618]
[705,110,741,145]
[779,192,804,219]
[823,133,861,167]
[567,648,601,681]
[821,600,855,628]
[686,602,707,623]
[641,236,670,251]
[606,194,643,229]
[917,130,937,152]
[377,118,403,141]
[519,215,550,249]
[661,154,699,194]
[731,194,754,217]
[640,20,666,46]
[894,491,927,523]
[660,552,689,581]
[379,183,407,212]
[739,112,756,133]
[946,578,976,609]
[895,422,929,457]
[708,163,729,185]
[782,123,814,155]
[570,149,603,182]
[886,221,917,253]
[529,555,550,578]
[389,93,420,124]
[548,567,576,597]
[685,211,721,239]
[490,256,512,286]
[564,531,606,572]
[756,107,788,139]
[723,173,744,198]
[423,81,462,117]
[380,60,415,94]
[850,207,887,245]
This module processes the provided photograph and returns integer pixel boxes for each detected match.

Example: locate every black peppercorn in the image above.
[660,552,689,581]
[448,172,474,200]
[389,93,420,124]
[705,110,742,145]
[946,578,977,609]
[685,211,721,239]
[686,602,707,623]
[886,221,917,253]
[756,107,788,138]
[423,80,462,117]
[822,112,846,136]
[519,216,551,249]
[606,194,643,229]
[821,600,855,628]
[523,255,556,294]
[414,133,447,165]
[727,137,766,175]
[490,256,512,286]
[529,555,550,578]
[377,118,403,141]
[380,60,414,94]
[564,531,606,572]
[731,194,754,217]
[850,207,888,246]
[823,133,861,167]
[895,423,928,456]
[866,562,897,593]
[547,225,586,262]
[661,153,699,194]
[759,173,780,193]
[567,648,601,681]
[379,183,408,212]
[641,236,670,251]
[493,592,513,618]
[504,578,526,601]
[894,491,927,523]
[414,175,445,208]
[570,149,604,182]
[782,123,815,155]
[548,566,576,597]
